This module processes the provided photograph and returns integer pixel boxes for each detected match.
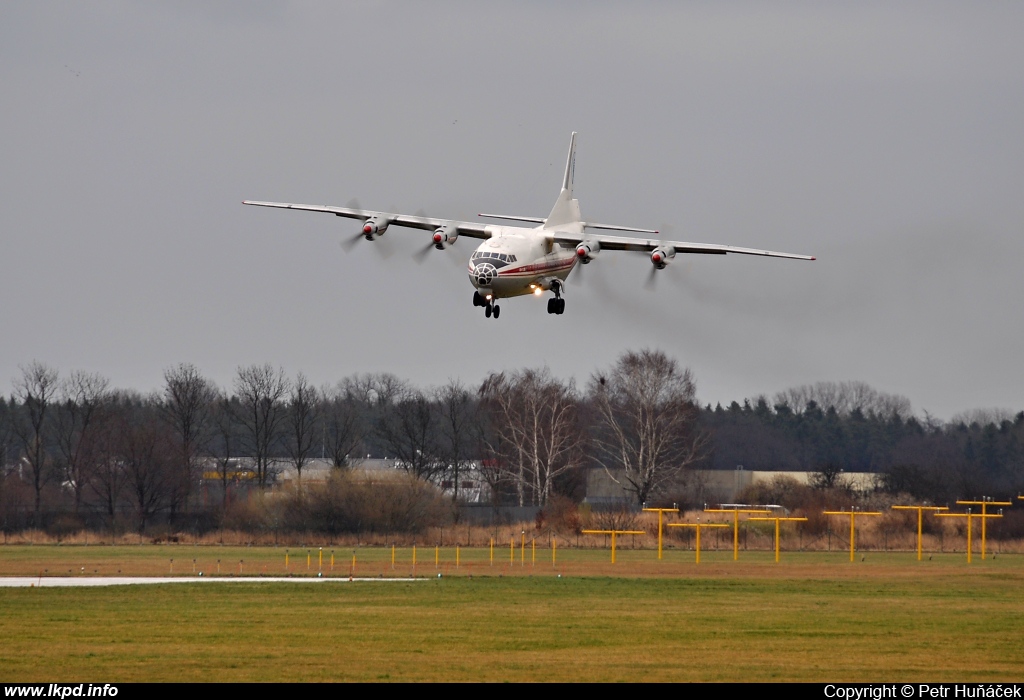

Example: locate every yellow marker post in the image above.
[520,531,526,566]
[307,551,310,570]
[456,545,460,569]
[891,505,949,560]
[823,509,883,562]
[413,545,417,568]
[510,537,514,564]
[749,517,809,562]
[318,547,323,571]
[667,522,729,563]
[435,545,439,568]
[704,507,772,561]
[531,539,536,566]
[581,529,646,564]
[351,552,356,576]
[490,538,494,566]
[956,499,1012,560]
[331,550,335,571]
[285,550,289,571]
[552,537,557,567]
[936,509,1003,563]
[391,545,395,570]
[642,506,679,560]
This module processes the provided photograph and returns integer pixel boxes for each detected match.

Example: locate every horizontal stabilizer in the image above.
[583,222,659,235]
[478,213,546,224]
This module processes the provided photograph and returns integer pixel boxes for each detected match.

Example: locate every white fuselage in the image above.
[467,226,578,299]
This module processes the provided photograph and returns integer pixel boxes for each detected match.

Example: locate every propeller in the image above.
[643,222,674,290]
[645,266,659,290]
[411,209,465,268]
[339,199,364,252]
[570,251,587,285]
[339,198,396,259]
[413,240,435,264]
[412,209,437,265]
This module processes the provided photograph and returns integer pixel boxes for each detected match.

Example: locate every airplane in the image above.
[243,133,814,319]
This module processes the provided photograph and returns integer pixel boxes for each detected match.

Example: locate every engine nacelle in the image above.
[361,215,389,239]
[432,224,459,249]
[575,240,600,264]
[650,245,676,270]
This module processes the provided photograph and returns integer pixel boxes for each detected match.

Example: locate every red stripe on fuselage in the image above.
[499,257,575,277]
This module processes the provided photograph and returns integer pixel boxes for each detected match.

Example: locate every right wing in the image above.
[551,231,815,260]
[242,200,493,239]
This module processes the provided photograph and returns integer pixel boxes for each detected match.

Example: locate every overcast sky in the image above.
[2,2,1022,419]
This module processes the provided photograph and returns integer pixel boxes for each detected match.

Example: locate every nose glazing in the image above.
[473,262,497,286]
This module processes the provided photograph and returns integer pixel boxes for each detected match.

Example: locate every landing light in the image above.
[533,289,543,296]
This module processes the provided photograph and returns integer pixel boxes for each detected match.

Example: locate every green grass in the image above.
[2,543,1019,578]
[2,547,1024,681]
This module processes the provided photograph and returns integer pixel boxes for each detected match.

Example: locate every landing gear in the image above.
[546,282,565,315]
[475,291,501,319]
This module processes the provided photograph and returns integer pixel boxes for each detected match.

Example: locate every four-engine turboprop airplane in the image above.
[244,133,814,318]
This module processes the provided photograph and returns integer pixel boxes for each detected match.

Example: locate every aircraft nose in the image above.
[472,262,497,286]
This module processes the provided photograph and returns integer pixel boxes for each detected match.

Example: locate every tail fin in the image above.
[561,131,577,194]
[545,132,582,228]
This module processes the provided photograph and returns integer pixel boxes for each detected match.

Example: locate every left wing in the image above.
[552,231,815,260]
[242,200,493,239]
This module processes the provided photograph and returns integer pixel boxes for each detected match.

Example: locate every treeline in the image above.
[0,357,1021,535]
[702,381,1024,502]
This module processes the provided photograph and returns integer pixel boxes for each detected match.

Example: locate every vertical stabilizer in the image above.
[545,132,582,228]
[562,132,577,194]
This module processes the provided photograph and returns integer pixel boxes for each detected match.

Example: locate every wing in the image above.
[242,200,493,239]
[552,231,815,260]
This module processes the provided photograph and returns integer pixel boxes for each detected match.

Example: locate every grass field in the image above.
[2,545,1023,682]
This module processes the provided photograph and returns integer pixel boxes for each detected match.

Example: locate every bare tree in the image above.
[210,394,241,512]
[53,371,110,513]
[774,381,913,419]
[160,363,218,521]
[12,361,60,520]
[433,379,478,503]
[117,395,174,531]
[233,364,290,489]
[374,381,443,481]
[285,372,319,485]
[949,408,1016,428]
[320,378,365,468]
[479,369,584,507]
[86,396,129,525]
[588,350,706,507]
[0,398,13,469]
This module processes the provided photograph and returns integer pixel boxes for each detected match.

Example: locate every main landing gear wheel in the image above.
[546,298,565,315]
[473,291,485,307]
[492,305,500,319]
[485,304,492,318]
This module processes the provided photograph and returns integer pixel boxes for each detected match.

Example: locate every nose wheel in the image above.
[474,291,500,319]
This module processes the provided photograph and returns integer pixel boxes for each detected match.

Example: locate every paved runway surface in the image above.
[0,576,421,587]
